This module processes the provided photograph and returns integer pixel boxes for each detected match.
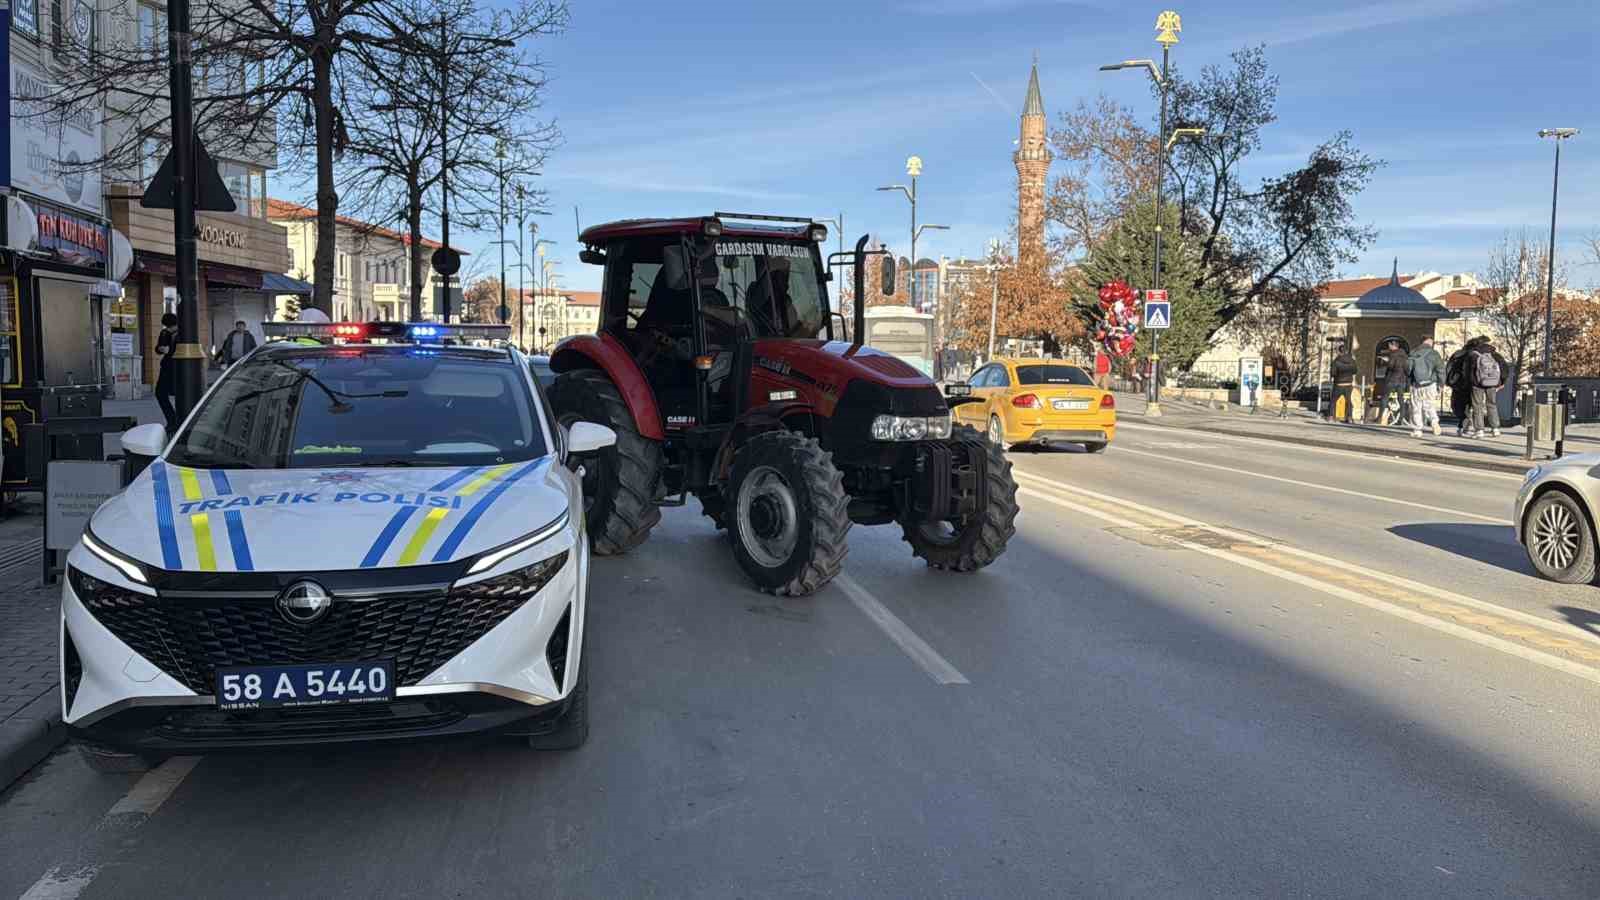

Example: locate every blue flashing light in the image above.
[410,325,441,338]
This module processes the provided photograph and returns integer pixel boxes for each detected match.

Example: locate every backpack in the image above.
[1474,350,1500,387]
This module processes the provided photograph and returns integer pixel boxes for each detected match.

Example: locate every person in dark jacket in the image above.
[154,313,179,431]
[1446,336,1485,434]
[1466,338,1506,438]
[1406,336,1445,437]
[1377,340,1410,425]
[1329,345,1359,423]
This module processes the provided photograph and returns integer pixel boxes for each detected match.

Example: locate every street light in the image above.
[983,237,1002,361]
[496,140,510,325]
[1101,9,1182,417]
[1537,127,1578,377]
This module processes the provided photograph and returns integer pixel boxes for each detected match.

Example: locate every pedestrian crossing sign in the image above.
[1143,299,1171,330]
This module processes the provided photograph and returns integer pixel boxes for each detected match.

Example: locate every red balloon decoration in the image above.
[1095,280,1140,358]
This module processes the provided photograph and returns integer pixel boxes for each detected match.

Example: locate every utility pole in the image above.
[165,0,203,418]
[518,187,527,349]
[1537,128,1578,377]
[437,15,454,323]
[497,141,508,325]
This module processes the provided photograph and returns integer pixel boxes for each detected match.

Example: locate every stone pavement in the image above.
[0,496,65,790]
[1117,390,1595,474]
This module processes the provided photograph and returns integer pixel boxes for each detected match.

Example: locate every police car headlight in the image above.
[871,414,949,441]
[464,510,570,576]
[81,529,148,585]
[455,551,568,601]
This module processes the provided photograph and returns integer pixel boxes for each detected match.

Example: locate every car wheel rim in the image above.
[737,466,799,569]
[989,417,1002,444]
[1532,503,1580,571]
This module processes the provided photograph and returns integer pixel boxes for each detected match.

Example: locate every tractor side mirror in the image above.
[880,255,897,296]
[661,246,690,291]
[578,249,606,265]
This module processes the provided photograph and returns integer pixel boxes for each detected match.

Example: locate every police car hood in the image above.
[92,458,565,573]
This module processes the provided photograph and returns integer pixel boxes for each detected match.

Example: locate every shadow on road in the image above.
[1387,522,1530,577]
[1556,606,1600,640]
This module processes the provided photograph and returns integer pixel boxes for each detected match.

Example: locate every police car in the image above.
[63,322,614,770]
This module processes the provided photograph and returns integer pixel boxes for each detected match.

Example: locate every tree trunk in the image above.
[311,33,338,316]
[407,174,426,321]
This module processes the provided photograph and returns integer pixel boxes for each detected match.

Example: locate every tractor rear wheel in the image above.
[901,424,1018,571]
[726,431,850,596]
[550,369,662,555]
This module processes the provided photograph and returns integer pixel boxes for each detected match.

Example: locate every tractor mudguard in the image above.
[550,334,665,440]
[712,402,819,481]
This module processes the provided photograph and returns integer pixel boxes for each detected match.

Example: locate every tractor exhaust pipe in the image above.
[852,234,869,348]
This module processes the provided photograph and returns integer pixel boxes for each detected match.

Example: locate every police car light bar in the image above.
[262,322,513,344]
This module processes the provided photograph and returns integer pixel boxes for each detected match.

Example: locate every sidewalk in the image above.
[0,497,66,791]
[1118,391,1592,474]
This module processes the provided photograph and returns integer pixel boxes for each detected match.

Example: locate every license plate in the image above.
[1054,399,1091,411]
[215,661,396,710]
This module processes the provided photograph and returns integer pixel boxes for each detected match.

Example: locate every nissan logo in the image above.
[276,581,332,625]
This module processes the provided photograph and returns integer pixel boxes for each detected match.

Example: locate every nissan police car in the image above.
[63,322,615,770]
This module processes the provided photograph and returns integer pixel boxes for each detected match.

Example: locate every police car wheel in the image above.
[76,741,166,774]
[550,370,662,556]
[1525,491,1597,585]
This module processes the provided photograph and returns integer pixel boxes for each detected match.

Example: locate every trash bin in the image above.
[1531,384,1568,443]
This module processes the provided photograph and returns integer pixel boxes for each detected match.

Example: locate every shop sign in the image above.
[33,200,108,268]
[10,60,102,215]
[110,332,135,357]
[197,222,246,249]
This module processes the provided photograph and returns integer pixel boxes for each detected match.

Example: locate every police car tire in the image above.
[77,741,165,774]
[550,370,661,556]
[727,431,850,596]
[527,647,588,751]
[901,425,1018,572]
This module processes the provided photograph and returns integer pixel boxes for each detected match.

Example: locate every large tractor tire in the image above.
[726,431,850,596]
[901,424,1018,571]
[550,369,662,556]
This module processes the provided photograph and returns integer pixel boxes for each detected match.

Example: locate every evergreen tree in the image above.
[1071,202,1224,372]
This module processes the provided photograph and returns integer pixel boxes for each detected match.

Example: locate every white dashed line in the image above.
[836,574,969,685]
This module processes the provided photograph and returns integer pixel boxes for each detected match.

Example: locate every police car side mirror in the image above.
[121,423,168,458]
[566,422,617,454]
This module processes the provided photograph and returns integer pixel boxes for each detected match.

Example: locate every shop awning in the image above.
[262,272,314,296]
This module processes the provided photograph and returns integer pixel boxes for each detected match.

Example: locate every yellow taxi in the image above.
[953,358,1116,452]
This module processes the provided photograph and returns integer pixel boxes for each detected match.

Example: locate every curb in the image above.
[1136,417,1539,475]
[0,689,66,793]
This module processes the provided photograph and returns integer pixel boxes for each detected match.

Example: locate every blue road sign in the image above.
[1143,300,1171,330]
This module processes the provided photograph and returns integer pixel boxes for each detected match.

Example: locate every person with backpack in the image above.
[1377,340,1411,425]
[1329,344,1359,423]
[1466,338,1503,438]
[1406,336,1445,437]
[1445,337,1482,434]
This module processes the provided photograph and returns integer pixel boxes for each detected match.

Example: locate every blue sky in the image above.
[466,0,1598,292]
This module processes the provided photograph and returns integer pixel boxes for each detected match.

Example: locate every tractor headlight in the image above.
[871,413,951,441]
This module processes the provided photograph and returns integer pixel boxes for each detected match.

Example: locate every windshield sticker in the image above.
[297,445,363,455]
[716,241,810,259]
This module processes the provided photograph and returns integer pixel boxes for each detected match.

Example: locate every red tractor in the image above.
[548,213,1017,595]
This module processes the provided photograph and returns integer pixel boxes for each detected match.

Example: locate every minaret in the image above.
[1014,54,1051,256]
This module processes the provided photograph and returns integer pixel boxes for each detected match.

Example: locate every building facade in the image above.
[268,200,445,324]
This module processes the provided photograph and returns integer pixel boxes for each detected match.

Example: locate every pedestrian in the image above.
[1445,337,1483,434]
[1378,340,1410,426]
[1466,338,1504,438]
[1406,336,1444,437]
[154,312,179,431]
[1093,350,1111,390]
[1329,343,1359,423]
[218,319,257,367]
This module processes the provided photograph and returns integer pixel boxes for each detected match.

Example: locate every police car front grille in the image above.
[82,585,534,694]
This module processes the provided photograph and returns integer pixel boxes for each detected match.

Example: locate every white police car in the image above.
[63,322,615,770]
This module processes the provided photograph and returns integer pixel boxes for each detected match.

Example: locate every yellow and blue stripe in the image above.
[432,460,545,562]
[360,462,541,567]
[151,463,253,571]
[149,462,183,570]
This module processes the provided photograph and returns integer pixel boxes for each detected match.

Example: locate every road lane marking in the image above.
[1107,445,1508,524]
[1115,420,1527,482]
[836,574,969,685]
[20,756,201,900]
[1013,470,1600,680]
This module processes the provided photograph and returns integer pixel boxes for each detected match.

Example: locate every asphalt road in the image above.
[4,427,1598,899]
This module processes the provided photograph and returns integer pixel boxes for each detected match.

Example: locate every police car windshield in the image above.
[166,349,546,469]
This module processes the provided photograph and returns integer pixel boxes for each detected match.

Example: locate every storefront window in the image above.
[0,281,20,387]
[137,1,165,55]
[15,0,40,38]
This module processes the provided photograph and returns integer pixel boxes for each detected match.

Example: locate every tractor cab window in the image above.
[708,239,828,341]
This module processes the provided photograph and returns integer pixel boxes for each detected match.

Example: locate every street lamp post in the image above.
[517,186,527,348]
[1101,10,1183,416]
[497,141,509,325]
[985,238,1002,361]
[1538,128,1578,377]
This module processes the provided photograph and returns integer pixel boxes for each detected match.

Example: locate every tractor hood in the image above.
[753,340,934,391]
[90,459,566,573]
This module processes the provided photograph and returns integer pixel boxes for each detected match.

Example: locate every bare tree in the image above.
[1480,229,1567,383]
[338,0,566,317]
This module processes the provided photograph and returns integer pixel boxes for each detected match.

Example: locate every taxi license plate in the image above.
[215,661,395,710]
[1054,399,1091,411]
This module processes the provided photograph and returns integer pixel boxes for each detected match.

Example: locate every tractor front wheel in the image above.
[550,369,662,555]
[726,431,850,596]
[901,424,1019,571]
